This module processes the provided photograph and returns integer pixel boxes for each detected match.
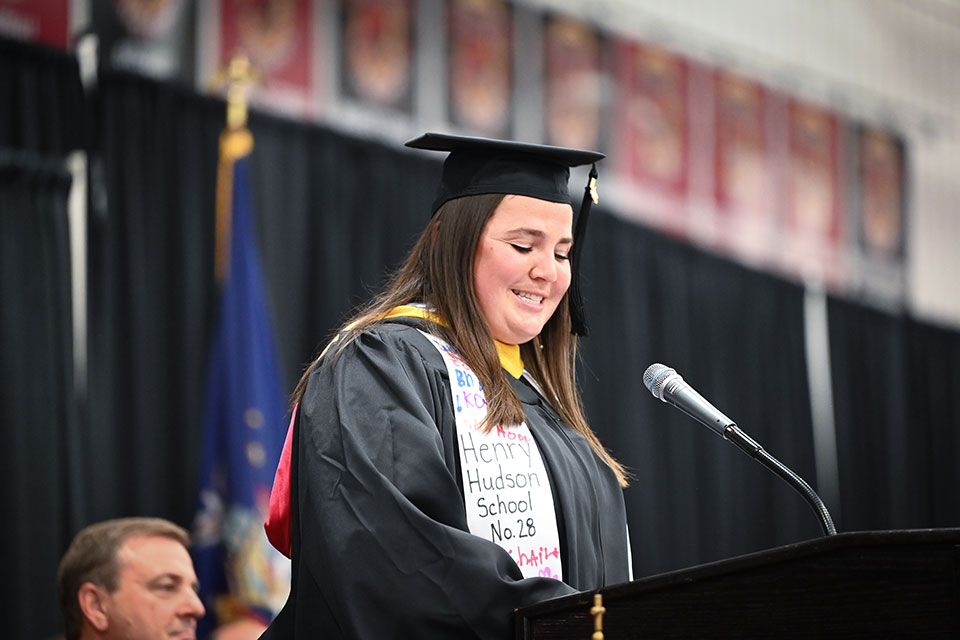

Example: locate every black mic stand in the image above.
[723,424,837,536]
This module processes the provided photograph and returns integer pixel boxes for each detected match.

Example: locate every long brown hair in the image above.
[292,193,627,486]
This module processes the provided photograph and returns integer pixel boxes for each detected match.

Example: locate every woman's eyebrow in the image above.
[505,228,574,244]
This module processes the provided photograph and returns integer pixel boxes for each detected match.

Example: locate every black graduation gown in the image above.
[262,320,630,639]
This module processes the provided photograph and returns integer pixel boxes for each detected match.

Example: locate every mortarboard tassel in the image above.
[568,163,598,337]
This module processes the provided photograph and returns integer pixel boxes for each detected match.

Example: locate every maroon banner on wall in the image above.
[614,41,688,193]
[543,15,605,152]
[217,0,317,117]
[448,0,513,138]
[856,125,906,259]
[787,101,842,241]
[781,99,847,285]
[612,40,689,231]
[341,0,415,112]
[712,70,778,262]
[0,0,70,48]
[715,71,771,220]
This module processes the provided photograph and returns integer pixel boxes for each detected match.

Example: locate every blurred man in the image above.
[58,517,206,640]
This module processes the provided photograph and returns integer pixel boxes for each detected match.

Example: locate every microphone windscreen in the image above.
[643,363,676,400]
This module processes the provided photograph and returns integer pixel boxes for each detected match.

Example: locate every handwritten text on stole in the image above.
[425,335,562,579]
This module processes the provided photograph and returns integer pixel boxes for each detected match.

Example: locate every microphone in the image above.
[643,363,837,536]
[643,364,735,437]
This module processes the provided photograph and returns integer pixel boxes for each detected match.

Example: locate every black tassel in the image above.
[568,163,598,337]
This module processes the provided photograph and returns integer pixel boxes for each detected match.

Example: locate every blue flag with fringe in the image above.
[193,153,290,636]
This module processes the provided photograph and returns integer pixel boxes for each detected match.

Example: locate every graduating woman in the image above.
[262,133,631,639]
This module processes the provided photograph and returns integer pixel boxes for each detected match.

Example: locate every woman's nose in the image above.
[530,251,558,282]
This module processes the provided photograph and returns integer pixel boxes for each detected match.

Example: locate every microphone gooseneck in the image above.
[643,363,837,537]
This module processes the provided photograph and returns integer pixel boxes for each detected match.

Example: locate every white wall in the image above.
[529,0,960,327]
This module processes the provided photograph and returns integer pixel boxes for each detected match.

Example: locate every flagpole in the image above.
[214,56,257,284]
[195,55,289,636]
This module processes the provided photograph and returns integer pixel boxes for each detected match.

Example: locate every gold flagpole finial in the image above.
[224,55,255,131]
[210,55,260,158]
[212,55,260,283]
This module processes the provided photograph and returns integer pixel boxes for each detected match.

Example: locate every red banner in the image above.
[218,0,316,116]
[709,70,779,261]
[714,71,771,218]
[786,101,842,242]
[341,0,414,111]
[544,16,604,151]
[0,0,70,48]
[780,99,846,284]
[448,0,513,137]
[614,41,688,194]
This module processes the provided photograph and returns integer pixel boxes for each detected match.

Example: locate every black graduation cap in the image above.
[405,132,603,337]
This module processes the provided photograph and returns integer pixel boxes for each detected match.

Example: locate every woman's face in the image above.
[474,194,573,344]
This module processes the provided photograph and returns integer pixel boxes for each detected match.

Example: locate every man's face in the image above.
[100,535,205,639]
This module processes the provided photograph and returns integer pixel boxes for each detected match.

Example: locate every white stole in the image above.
[418,330,563,581]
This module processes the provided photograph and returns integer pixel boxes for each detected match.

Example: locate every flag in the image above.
[193,128,290,635]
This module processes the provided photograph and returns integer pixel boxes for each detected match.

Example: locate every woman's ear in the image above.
[77,582,111,632]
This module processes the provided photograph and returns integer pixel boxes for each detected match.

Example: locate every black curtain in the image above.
[86,68,223,526]
[580,212,821,576]
[244,112,439,391]
[828,297,960,531]
[0,153,82,639]
[0,37,87,639]
[906,319,960,526]
[0,37,86,153]
[86,69,443,537]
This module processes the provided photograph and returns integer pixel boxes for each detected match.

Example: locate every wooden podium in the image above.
[515,528,960,638]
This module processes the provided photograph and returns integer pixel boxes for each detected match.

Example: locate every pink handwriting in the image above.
[510,545,560,568]
[494,426,529,442]
[538,566,559,579]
